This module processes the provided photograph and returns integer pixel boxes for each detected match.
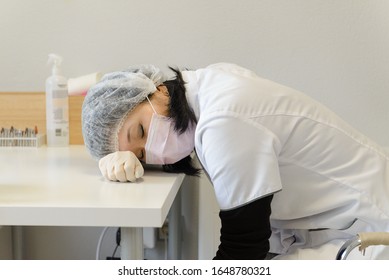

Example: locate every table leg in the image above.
[120,227,144,260]
[167,188,182,260]
[12,226,23,260]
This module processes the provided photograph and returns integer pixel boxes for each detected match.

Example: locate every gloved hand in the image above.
[99,151,144,182]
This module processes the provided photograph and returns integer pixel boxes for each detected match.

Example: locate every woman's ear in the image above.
[157,85,169,96]
[152,85,170,115]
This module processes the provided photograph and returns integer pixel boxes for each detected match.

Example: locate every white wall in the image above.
[1,0,388,145]
[1,0,388,259]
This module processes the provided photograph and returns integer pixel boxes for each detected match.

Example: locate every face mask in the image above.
[145,97,196,165]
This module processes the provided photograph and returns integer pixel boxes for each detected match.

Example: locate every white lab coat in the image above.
[182,63,389,259]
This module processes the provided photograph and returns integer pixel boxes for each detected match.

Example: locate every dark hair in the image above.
[162,67,201,176]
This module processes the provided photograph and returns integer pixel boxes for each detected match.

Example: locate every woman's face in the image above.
[117,86,169,162]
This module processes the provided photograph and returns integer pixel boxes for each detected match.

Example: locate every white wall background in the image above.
[1,0,388,259]
[1,0,388,145]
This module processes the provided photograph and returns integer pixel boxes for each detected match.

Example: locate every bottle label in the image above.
[53,88,68,98]
[46,88,69,146]
[51,89,69,123]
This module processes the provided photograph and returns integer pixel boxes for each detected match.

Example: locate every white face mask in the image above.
[145,97,196,165]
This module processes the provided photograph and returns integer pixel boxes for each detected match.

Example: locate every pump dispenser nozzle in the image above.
[47,53,63,75]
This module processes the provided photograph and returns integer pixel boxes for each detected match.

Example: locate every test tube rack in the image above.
[0,126,46,147]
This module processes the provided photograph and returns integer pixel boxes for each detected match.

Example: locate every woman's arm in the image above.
[213,195,273,260]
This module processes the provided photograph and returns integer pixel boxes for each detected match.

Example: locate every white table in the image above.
[0,145,185,259]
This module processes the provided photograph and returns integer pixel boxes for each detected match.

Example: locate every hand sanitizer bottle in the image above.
[45,53,69,147]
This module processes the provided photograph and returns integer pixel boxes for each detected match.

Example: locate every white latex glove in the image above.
[99,151,144,182]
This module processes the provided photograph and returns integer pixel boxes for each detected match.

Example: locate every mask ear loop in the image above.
[146,96,158,114]
[113,83,127,152]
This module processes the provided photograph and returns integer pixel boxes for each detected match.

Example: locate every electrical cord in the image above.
[96,227,109,260]
[110,228,121,259]
[111,244,119,259]
[96,227,122,260]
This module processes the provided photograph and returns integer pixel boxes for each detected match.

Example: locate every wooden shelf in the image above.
[0,92,85,144]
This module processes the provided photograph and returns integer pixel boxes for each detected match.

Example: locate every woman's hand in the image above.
[98,151,144,182]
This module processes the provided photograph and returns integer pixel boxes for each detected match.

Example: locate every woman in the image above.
[82,63,389,259]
